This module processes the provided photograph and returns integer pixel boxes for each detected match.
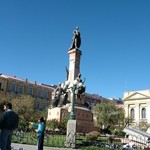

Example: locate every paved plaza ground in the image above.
[12,143,77,150]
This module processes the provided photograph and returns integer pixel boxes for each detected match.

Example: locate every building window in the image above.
[10,82,16,93]
[36,90,41,98]
[141,108,146,119]
[130,108,135,119]
[42,91,48,100]
[27,87,33,96]
[18,84,23,95]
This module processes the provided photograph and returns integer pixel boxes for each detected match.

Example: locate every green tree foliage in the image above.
[0,97,8,117]
[93,100,124,134]
[0,96,49,131]
[11,95,37,131]
[0,98,7,111]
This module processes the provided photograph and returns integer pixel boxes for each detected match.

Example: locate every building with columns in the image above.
[123,89,150,126]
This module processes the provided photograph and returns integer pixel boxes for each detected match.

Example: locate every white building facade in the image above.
[123,90,150,126]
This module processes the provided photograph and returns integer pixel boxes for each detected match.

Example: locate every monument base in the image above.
[47,105,98,133]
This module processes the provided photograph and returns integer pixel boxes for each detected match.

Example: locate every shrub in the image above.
[111,128,125,137]
[86,131,100,141]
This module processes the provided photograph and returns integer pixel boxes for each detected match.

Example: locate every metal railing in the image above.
[12,130,146,149]
[12,130,66,148]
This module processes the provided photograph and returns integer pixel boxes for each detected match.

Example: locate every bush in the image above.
[111,128,125,137]
[86,131,100,141]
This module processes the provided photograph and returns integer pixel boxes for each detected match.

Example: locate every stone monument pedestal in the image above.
[47,105,98,133]
[47,107,68,122]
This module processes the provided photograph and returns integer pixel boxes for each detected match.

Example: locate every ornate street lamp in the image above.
[69,80,77,120]
[65,78,85,148]
[68,79,84,120]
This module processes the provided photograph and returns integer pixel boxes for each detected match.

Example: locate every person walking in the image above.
[0,102,19,150]
[31,117,46,150]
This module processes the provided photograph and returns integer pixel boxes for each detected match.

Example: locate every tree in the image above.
[93,100,124,133]
[11,95,37,131]
[0,95,49,131]
[0,97,7,117]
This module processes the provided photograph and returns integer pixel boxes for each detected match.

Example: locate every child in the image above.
[31,117,45,150]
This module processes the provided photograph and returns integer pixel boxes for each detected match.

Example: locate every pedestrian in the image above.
[0,102,19,150]
[31,117,46,150]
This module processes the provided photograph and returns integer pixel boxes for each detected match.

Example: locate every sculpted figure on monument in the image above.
[51,82,69,108]
[69,27,81,50]
[50,74,86,108]
[75,73,86,98]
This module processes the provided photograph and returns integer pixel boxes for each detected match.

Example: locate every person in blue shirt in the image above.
[31,117,45,150]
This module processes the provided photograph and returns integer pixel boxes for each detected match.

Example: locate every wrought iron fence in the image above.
[12,131,148,149]
[12,130,66,148]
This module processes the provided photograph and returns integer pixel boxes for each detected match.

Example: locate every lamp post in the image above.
[69,84,76,120]
[68,79,78,120]
[68,79,84,120]
[65,78,84,148]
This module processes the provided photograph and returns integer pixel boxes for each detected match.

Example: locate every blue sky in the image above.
[0,0,150,98]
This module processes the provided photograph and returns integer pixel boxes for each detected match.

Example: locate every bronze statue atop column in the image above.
[69,27,81,50]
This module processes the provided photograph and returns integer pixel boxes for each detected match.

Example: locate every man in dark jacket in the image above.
[0,102,19,150]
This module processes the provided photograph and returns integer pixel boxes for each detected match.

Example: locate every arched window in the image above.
[130,108,135,119]
[141,108,146,118]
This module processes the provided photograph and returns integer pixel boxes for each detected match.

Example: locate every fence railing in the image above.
[12,131,146,149]
[12,131,66,148]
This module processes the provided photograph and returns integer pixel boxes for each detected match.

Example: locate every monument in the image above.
[47,27,96,136]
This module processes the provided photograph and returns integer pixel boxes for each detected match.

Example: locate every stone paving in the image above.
[11,143,77,150]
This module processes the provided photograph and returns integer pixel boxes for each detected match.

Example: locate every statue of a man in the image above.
[69,27,81,50]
